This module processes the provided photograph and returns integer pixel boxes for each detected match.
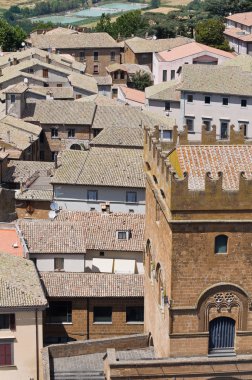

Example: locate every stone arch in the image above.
[197,283,249,332]
[70,143,82,150]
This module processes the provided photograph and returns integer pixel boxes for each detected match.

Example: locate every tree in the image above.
[195,18,231,51]
[0,19,26,51]
[95,13,113,35]
[131,71,152,91]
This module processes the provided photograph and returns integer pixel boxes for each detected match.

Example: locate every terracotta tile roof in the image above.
[4,82,28,94]
[157,41,234,62]
[226,12,252,27]
[19,212,145,253]
[145,80,180,101]
[0,226,23,257]
[24,100,96,125]
[3,160,54,184]
[171,145,252,191]
[177,64,252,96]
[224,27,252,42]
[119,86,145,104]
[15,189,53,201]
[68,73,98,93]
[0,253,47,308]
[29,32,119,49]
[125,36,191,54]
[222,54,252,72]
[95,75,112,86]
[40,272,144,298]
[0,115,41,151]
[90,126,143,148]
[51,147,145,188]
[27,86,74,99]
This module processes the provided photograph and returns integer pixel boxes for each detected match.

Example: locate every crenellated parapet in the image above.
[144,124,252,214]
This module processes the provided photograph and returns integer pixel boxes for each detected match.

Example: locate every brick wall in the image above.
[43,297,144,343]
[16,201,51,219]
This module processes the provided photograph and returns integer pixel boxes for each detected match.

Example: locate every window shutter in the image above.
[10,314,16,331]
[5,344,12,365]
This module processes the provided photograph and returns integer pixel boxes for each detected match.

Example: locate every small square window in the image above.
[110,51,115,61]
[80,51,85,61]
[162,70,167,82]
[126,191,137,203]
[160,130,172,141]
[93,65,99,74]
[68,129,75,138]
[187,94,193,103]
[51,128,58,138]
[202,119,211,131]
[117,231,127,240]
[205,96,211,104]
[222,97,229,106]
[93,307,112,323]
[87,190,98,201]
[126,306,144,323]
[54,258,64,271]
[241,99,247,107]
[46,301,72,323]
[10,94,15,103]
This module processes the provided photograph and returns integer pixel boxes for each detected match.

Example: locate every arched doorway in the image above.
[70,144,81,150]
[209,317,235,354]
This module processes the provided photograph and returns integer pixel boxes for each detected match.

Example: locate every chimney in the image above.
[7,130,10,143]
[46,91,54,100]
[46,54,51,64]
[13,57,18,65]
[54,153,58,168]
[0,68,3,77]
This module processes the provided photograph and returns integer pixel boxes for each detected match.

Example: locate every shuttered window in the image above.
[0,343,12,366]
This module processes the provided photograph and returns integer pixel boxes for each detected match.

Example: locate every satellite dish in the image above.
[50,201,59,211]
[48,210,56,220]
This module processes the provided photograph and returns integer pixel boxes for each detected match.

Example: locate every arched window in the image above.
[215,235,228,254]
[209,317,235,354]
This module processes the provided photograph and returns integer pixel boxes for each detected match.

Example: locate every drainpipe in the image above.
[87,298,89,340]
[35,309,40,380]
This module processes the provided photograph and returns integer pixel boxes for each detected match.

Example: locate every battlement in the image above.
[144,124,252,215]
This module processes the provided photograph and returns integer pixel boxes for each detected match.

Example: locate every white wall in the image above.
[31,254,85,272]
[0,310,44,380]
[54,185,145,213]
[153,51,231,84]
[146,99,180,123]
[180,91,252,140]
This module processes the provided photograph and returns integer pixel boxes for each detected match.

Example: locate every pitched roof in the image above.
[169,145,252,191]
[0,115,41,151]
[0,226,23,257]
[29,32,119,49]
[222,54,252,72]
[145,80,180,101]
[125,36,191,54]
[3,160,54,184]
[119,86,145,104]
[4,82,28,94]
[40,272,144,298]
[156,41,234,62]
[19,212,145,253]
[51,147,145,188]
[0,253,47,309]
[77,94,122,106]
[90,126,143,148]
[92,105,174,130]
[68,72,98,93]
[27,86,74,99]
[224,27,252,42]
[225,12,252,27]
[177,64,252,96]
[95,75,112,86]
[24,100,96,124]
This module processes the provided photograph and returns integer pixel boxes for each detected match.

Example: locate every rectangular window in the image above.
[94,51,99,61]
[185,118,194,132]
[204,96,211,104]
[165,101,170,111]
[241,99,247,107]
[162,70,167,82]
[117,231,127,240]
[187,94,193,103]
[202,119,211,131]
[220,122,229,139]
[170,70,175,80]
[0,314,15,330]
[110,51,115,61]
[0,343,12,366]
[93,307,112,323]
[87,190,98,201]
[43,68,49,78]
[51,128,58,138]
[126,306,144,323]
[46,301,72,323]
[160,130,172,141]
[10,94,15,103]
[51,152,57,161]
[239,122,248,137]
[57,83,62,88]
[93,65,99,74]
[126,191,137,203]
[80,51,85,61]
[68,129,75,138]
[120,71,125,79]
[54,258,64,271]
[222,97,229,106]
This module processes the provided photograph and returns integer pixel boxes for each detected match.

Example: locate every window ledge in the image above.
[126,322,144,325]
[45,322,73,325]
[93,322,112,325]
[0,365,17,370]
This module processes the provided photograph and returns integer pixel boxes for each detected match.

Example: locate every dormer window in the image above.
[117,230,130,240]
